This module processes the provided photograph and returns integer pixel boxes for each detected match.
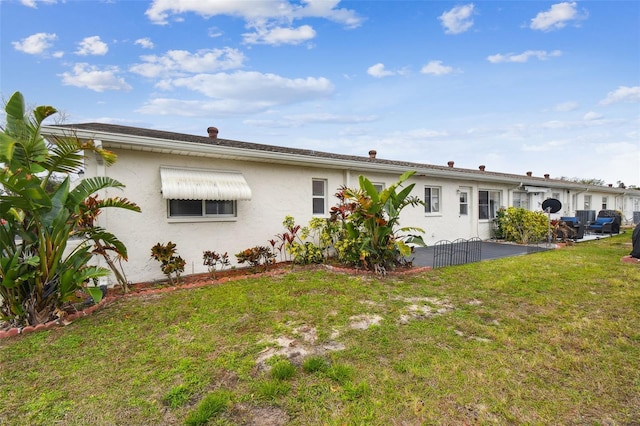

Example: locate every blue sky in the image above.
[1,0,639,186]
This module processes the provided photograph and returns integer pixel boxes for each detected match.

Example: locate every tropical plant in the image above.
[496,207,549,244]
[235,246,275,272]
[0,91,140,326]
[274,216,330,265]
[150,241,185,285]
[330,171,426,274]
[202,250,230,279]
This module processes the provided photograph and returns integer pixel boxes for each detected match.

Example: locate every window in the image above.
[602,196,608,209]
[312,179,327,215]
[512,192,529,209]
[168,200,235,218]
[584,195,591,210]
[552,192,560,200]
[372,182,385,192]
[479,190,501,220]
[424,187,440,213]
[459,191,468,215]
[160,167,250,221]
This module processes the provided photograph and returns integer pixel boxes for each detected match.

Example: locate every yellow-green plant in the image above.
[497,207,548,244]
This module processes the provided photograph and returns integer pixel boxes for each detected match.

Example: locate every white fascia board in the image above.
[40,125,629,193]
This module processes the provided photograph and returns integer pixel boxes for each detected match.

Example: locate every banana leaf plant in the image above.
[334,171,426,274]
[0,91,140,326]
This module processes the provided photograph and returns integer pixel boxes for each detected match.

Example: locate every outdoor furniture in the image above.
[559,216,585,239]
[588,210,621,234]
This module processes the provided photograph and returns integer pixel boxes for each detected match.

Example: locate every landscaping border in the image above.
[0,263,432,340]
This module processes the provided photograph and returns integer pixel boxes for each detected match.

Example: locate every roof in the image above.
[42,122,632,194]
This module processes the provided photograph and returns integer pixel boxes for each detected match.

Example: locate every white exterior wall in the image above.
[79,141,637,285]
[88,149,358,284]
[91,149,517,284]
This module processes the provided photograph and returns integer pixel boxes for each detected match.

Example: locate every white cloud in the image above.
[530,2,587,32]
[158,71,334,106]
[136,97,276,116]
[367,63,394,78]
[522,139,569,152]
[583,111,603,121]
[208,27,223,38]
[438,4,475,35]
[134,38,154,49]
[60,63,132,92]
[145,0,362,28]
[420,60,454,76]
[75,36,108,56]
[487,50,562,63]
[554,101,579,112]
[243,24,316,45]
[130,48,245,78]
[599,86,640,105]
[20,0,57,8]
[245,113,378,128]
[12,32,57,55]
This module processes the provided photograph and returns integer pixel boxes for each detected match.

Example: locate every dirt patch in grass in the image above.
[255,325,346,371]
[349,314,384,330]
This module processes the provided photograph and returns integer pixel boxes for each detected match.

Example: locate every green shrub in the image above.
[329,171,426,274]
[150,241,185,285]
[235,246,275,272]
[496,207,548,244]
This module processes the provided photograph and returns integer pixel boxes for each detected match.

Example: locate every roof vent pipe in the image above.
[526,171,532,177]
[368,150,377,159]
[207,127,218,139]
[479,165,486,171]
[544,174,550,179]
[447,161,454,168]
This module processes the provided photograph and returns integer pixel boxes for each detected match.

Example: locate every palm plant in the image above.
[0,91,140,326]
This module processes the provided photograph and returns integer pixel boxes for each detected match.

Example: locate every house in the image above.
[41,123,640,285]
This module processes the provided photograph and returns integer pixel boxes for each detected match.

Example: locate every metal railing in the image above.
[432,237,482,268]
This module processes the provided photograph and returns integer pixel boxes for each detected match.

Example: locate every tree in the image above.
[0,91,140,326]
[558,176,605,186]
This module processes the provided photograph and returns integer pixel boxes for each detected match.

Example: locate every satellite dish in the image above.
[542,198,562,213]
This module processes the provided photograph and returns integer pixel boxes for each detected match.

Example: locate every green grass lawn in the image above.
[1,234,639,425]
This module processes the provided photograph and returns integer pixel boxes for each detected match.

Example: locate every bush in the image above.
[235,246,275,272]
[497,207,549,244]
[202,250,230,278]
[329,171,426,274]
[150,242,185,284]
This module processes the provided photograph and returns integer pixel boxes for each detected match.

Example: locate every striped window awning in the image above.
[160,167,252,200]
